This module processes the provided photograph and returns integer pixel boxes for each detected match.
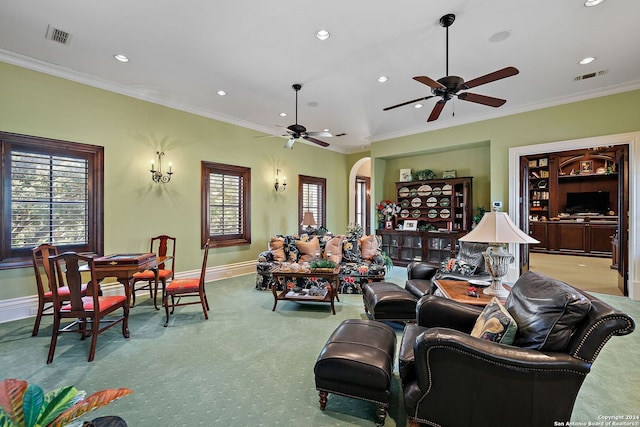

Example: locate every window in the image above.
[201,161,251,248]
[0,132,104,268]
[298,175,326,234]
[355,176,370,231]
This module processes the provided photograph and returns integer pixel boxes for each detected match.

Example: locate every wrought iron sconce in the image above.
[274,169,287,192]
[150,151,173,183]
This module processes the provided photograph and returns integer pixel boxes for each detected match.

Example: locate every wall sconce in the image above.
[150,151,173,183]
[274,169,286,192]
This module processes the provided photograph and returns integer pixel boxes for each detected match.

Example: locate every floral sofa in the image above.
[255,233,387,294]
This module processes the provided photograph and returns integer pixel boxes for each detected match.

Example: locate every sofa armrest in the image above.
[407,261,439,280]
[415,295,483,332]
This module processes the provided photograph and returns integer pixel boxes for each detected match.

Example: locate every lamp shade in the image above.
[301,211,317,227]
[459,211,539,244]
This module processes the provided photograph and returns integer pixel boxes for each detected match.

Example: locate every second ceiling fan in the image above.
[384,13,519,122]
[281,83,331,149]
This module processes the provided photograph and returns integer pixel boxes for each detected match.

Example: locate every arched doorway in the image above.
[349,157,372,232]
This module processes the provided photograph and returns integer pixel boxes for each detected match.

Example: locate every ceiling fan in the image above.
[281,83,331,149]
[384,13,519,122]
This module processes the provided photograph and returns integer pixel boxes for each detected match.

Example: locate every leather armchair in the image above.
[404,261,438,299]
[399,278,635,427]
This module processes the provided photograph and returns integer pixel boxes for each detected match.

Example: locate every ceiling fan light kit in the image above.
[281,83,331,149]
[384,13,519,122]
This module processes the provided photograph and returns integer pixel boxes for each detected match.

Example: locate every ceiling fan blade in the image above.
[283,138,296,149]
[303,136,330,147]
[458,92,507,107]
[306,131,332,137]
[413,76,446,89]
[427,100,447,122]
[383,95,436,111]
[462,66,519,89]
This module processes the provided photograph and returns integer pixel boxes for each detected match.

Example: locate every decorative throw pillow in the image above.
[268,236,286,262]
[506,271,592,351]
[323,236,343,264]
[457,242,489,274]
[295,237,321,263]
[359,235,379,261]
[342,238,362,263]
[440,258,477,276]
[471,297,518,345]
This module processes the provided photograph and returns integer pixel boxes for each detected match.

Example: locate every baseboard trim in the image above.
[0,261,257,324]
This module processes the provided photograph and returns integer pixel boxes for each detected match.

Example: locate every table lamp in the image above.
[459,208,539,298]
[301,211,317,234]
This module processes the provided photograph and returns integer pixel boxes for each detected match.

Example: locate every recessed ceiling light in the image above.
[323,129,330,132]
[414,104,423,109]
[579,56,596,65]
[316,30,330,41]
[216,90,227,96]
[114,54,129,63]
[279,112,287,117]
[584,0,604,6]
[377,76,388,83]
[489,31,511,43]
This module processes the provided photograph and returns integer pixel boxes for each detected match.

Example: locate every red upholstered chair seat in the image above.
[166,278,199,293]
[61,295,127,312]
[44,284,88,299]
[132,269,173,280]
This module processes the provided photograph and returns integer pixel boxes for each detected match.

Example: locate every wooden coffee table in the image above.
[270,265,340,314]
[434,279,507,306]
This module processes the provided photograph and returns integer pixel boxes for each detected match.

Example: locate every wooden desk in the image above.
[270,266,340,315]
[434,279,502,306]
[92,253,159,308]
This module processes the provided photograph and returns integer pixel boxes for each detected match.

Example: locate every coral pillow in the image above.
[323,236,343,264]
[359,235,379,261]
[269,237,286,262]
[296,237,321,263]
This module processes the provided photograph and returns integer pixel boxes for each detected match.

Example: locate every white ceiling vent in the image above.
[574,70,608,81]
[45,25,72,45]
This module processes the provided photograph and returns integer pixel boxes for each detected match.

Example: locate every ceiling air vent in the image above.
[574,70,608,81]
[335,133,347,137]
[45,25,72,45]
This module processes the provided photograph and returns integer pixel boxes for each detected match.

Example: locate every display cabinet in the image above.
[394,177,473,232]
[377,229,466,267]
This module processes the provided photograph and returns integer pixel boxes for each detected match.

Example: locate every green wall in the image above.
[0,62,349,300]
[372,89,640,212]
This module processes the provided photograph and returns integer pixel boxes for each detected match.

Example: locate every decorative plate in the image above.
[432,187,442,196]
[399,187,410,197]
[427,209,438,218]
[440,209,451,218]
[401,199,410,208]
[411,197,421,207]
[409,189,418,197]
[412,209,421,218]
[442,184,453,195]
[426,197,437,207]
[417,184,432,196]
[400,209,410,218]
[439,198,450,207]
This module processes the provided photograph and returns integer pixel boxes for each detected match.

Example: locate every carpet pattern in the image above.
[0,268,638,426]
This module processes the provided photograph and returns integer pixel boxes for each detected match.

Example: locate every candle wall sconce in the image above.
[274,169,286,192]
[150,151,173,183]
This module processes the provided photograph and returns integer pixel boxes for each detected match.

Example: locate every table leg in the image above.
[271,275,279,311]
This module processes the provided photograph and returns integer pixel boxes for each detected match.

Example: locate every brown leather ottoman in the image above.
[363,281,418,322]
[314,319,397,426]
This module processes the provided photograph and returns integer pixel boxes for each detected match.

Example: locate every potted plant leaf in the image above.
[309,258,337,273]
[0,378,132,427]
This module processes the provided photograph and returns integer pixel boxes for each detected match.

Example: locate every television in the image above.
[565,191,609,214]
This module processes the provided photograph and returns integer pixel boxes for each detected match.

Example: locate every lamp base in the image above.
[482,245,515,299]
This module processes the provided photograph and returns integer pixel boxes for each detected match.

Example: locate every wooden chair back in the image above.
[150,235,176,272]
[31,243,64,294]
[48,252,98,312]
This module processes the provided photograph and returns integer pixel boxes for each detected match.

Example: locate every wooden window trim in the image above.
[201,161,251,248]
[0,132,104,269]
[298,175,326,234]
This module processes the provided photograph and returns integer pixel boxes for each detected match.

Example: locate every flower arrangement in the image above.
[377,200,401,220]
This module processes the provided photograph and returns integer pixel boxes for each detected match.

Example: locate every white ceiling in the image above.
[1,0,639,153]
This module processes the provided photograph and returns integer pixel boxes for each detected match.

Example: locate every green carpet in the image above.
[1,268,638,426]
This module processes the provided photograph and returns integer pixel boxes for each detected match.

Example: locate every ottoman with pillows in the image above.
[398,271,635,427]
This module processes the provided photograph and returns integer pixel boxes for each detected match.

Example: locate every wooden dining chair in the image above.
[163,240,210,327]
[47,252,130,363]
[131,235,176,309]
[31,243,88,336]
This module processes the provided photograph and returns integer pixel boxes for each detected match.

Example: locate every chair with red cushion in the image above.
[47,252,130,363]
[163,240,210,327]
[131,235,176,309]
[31,243,88,336]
